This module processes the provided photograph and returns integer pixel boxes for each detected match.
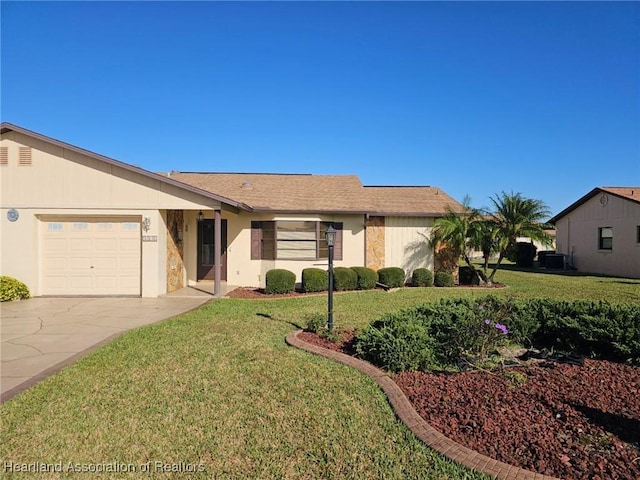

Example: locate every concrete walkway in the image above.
[1,296,210,402]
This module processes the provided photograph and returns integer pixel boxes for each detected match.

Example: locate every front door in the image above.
[197,219,227,281]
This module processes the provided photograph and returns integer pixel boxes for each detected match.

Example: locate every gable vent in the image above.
[0,147,7,165]
[18,147,32,166]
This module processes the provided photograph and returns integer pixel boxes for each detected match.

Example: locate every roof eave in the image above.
[0,122,252,212]
[548,187,640,224]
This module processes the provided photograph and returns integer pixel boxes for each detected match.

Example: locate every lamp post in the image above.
[325,225,336,332]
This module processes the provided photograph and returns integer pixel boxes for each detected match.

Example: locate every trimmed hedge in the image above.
[377,267,405,288]
[351,266,377,290]
[411,268,433,287]
[355,296,640,372]
[434,271,454,287]
[265,269,296,294]
[333,267,358,291]
[302,268,328,293]
[0,276,30,302]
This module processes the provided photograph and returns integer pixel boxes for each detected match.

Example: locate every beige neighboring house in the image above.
[550,187,640,279]
[1,123,462,297]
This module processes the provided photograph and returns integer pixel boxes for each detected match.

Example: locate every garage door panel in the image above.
[70,238,93,251]
[118,257,140,270]
[94,276,118,289]
[119,238,140,252]
[69,276,93,289]
[69,256,92,270]
[46,257,68,270]
[43,218,141,295]
[43,238,68,253]
[93,256,119,270]
[95,238,118,252]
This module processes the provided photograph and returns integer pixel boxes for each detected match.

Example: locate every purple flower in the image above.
[484,319,491,325]
[494,323,509,335]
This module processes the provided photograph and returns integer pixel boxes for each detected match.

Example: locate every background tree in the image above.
[486,191,553,283]
[430,196,485,284]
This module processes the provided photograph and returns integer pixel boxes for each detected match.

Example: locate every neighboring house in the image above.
[550,187,640,279]
[1,123,462,297]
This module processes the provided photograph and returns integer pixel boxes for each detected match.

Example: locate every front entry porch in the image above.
[167,208,231,298]
[162,281,239,298]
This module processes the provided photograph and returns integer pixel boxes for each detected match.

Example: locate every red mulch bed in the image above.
[226,287,307,299]
[227,284,506,299]
[300,332,640,480]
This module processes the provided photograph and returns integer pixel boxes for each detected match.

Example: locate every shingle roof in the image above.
[168,172,462,215]
[550,186,640,223]
[364,186,463,215]
[599,187,640,203]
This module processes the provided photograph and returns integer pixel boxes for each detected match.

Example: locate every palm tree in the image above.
[430,196,485,284]
[468,215,500,283]
[486,191,553,283]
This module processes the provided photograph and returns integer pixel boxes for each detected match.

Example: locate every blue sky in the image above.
[2,1,639,217]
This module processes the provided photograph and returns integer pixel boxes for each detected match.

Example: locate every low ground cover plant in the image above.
[0,276,30,302]
[355,296,640,372]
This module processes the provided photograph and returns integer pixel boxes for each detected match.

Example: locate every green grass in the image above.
[1,270,639,479]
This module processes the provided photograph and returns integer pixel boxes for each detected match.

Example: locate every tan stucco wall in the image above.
[555,193,640,278]
[0,132,222,297]
[0,208,166,297]
[183,212,366,288]
[1,132,221,211]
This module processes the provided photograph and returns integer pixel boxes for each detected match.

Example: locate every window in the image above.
[251,221,343,260]
[637,226,640,244]
[598,227,613,250]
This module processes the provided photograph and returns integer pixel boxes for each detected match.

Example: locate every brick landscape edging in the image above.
[285,330,560,480]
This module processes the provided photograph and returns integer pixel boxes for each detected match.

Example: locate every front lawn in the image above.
[1,271,638,479]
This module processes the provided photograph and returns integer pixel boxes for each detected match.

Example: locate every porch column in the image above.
[214,209,222,296]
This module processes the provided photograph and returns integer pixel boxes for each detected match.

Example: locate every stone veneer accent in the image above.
[365,216,385,271]
[166,210,185,292]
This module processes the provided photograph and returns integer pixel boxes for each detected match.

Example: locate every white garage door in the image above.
[42,218,141,295]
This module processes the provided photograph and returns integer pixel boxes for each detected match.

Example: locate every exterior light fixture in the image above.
[325,225,336,331]
[197,211,204,222]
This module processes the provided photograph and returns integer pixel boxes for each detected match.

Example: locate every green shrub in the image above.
[265,269,296,294]
[333,267,358,291]
[301,268,328,293]
[411,268,433,287]
[355,296,640,373]
[377,267,405,288]
[304,313,326,333]
[434,271,454,287]
[351,266,377,290]
[355,312,437,372]
[0,276,30,302]
[515,242,537,268]
[530,300,640,363]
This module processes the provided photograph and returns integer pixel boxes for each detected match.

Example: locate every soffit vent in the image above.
[0,147,7,165]
[18,146,32,166]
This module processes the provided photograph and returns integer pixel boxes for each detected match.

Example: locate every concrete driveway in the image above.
[1,296,210,402]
